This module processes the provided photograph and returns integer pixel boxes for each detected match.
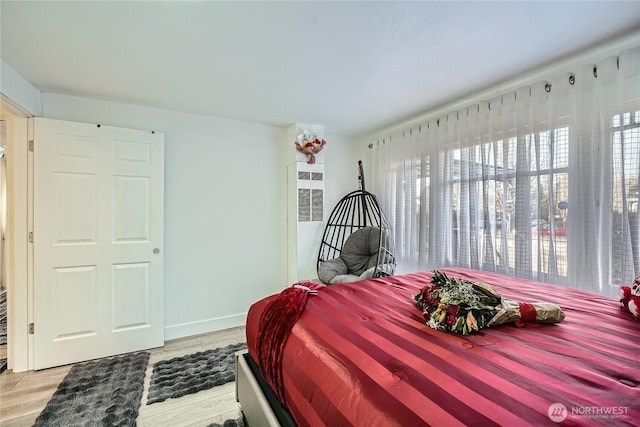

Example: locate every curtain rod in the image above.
[362,29,640,143]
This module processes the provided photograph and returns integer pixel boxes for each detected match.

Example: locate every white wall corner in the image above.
[0,60,42,117]
[164,312,247,341]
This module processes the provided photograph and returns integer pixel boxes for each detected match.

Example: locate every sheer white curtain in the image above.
[372,45,640,297]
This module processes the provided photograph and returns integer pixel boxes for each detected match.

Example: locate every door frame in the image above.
[1,95,31,372]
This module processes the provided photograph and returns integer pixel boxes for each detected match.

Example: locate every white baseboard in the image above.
[164,312,246,341]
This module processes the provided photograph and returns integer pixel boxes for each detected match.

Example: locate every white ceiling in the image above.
[1,1,639,137]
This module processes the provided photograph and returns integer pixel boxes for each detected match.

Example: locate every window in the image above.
[374,48,640,296]
[432,127,570,278]
[611,110,640,284]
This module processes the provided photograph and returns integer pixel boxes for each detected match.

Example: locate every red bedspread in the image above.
[246,268,640,426]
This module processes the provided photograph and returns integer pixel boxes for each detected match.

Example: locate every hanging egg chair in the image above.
[317,161,396,284]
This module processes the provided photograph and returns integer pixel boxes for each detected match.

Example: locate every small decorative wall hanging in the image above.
[295,132,326,164]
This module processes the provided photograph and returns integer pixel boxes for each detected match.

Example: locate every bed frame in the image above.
[235,350,296,427]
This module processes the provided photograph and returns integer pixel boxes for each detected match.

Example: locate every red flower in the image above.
[446,304,460,325]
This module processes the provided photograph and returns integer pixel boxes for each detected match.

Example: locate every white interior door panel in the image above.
[33,118,164,369]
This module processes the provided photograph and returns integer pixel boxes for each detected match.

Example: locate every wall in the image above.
[41,93,287,338]
[324,134,369,208]
[361,31,640,147]
[0,60,41,116]
[39,93,359,339]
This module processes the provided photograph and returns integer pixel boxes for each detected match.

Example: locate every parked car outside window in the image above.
[533,221,567,236]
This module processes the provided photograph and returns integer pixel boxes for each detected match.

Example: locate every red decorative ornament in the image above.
[620,276,640,321]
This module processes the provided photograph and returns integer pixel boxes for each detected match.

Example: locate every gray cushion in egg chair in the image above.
[318,227,381,285]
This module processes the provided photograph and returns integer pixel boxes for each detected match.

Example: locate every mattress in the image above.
[245,268,640,426]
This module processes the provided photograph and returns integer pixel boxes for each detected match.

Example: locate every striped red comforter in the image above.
[246,268,640,426]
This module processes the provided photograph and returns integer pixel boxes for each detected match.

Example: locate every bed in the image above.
[236,267,640,426]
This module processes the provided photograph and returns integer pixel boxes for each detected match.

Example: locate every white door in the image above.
[33,118,164,370]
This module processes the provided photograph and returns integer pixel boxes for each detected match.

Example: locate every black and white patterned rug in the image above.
[1,289,6,374]
[0,289,6,345]
[147,342,247,404]
[34,351,150,426]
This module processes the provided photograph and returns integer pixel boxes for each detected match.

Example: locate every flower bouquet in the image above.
[294,132,326,164]
[413,270,565,335]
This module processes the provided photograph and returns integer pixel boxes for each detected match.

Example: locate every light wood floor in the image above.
[0,326,247,427]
